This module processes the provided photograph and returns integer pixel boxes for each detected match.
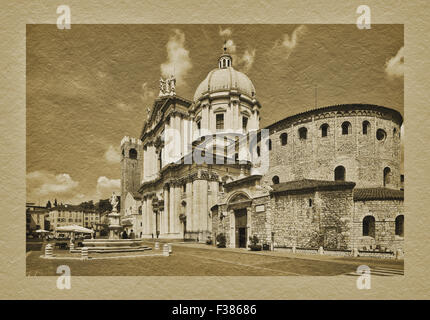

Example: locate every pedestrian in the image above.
[130,229,135,239]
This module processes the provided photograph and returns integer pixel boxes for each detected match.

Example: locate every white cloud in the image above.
[27,171,79,197]
[385,46,404,78]
[140,82,156,103]
[104,145,120,163]
[116,102,133,112]
[160,29,192,84]
[273,25,307,59]
[239,49,256,73]
[225,39,237,54]
[219,27,232,38]
[96,176,121,199]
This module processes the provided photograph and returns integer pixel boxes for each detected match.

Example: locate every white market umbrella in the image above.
[35,229,50,233]
[56,225,94,234]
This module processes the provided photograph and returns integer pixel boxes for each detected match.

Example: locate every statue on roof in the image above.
[159,78,166,97]
[146,106,151,119]
[168,75,176,96]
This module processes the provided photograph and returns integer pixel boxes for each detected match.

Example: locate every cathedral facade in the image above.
[120,49,404,254]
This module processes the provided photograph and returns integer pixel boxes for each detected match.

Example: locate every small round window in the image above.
[376,129,387,141]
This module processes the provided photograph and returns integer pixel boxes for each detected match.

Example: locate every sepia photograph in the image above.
[25,23,404,278]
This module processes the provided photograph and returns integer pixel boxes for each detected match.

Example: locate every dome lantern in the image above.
[218,42,232,69]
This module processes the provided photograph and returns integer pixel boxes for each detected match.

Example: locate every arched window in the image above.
[362,121,371,135]
[242,116,248,131]
[267,139,272,151]
[129,148,137,159]
[383,167,391,186]
[395,215,404,237]
[299,127,307,140]
[280,133,288,145]
[363,216,375,237]
[376,129,387,141]
[320,123,329,137]
[334,166,346,181]
[342,121,352,135]
[256,146,261,157]
[272,176,280,184]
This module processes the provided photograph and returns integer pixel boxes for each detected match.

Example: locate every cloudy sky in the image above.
[27,24,404,205]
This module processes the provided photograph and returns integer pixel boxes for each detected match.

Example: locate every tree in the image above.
[46,200,52,209]
[96,199,112,213]
[78,200,95,211]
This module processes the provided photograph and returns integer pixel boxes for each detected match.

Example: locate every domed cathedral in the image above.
[120,46,404,255]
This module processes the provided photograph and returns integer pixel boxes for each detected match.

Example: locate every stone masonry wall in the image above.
[262,108,402,189]
[353,199,404,252]
[269,189,354,249]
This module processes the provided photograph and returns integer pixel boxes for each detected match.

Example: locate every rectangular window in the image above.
[242,116,248,131]
[216,114,224,130]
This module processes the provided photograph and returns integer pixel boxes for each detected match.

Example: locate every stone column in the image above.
[180,116,185,158]
[246,207,252,249]
[147,196,152,236]
[163,186,169,236]
[230,210,235,248]
[175,115,182,160]
[169,185,175,234]
[174,185,182,234]
[200,180,208,237]
[203,106,209,133]
[192,180,199,235]
[186,181,193,233]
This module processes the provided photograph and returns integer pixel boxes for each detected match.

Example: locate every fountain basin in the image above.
[73,239,152,253]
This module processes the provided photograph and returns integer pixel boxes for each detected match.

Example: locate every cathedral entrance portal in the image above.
[234,208,247,248]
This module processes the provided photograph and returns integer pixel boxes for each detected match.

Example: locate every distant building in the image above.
[26,203,49,235]
[48,205,101,231]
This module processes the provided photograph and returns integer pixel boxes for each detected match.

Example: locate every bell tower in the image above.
[120,136,143,215]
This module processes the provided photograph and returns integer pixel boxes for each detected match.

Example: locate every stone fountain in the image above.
[79,192,152,253]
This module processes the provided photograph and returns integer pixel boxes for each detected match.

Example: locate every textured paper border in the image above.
[1,0,429,299]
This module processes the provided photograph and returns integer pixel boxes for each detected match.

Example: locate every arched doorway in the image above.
[227,192,252,248]
[235,209,248,248]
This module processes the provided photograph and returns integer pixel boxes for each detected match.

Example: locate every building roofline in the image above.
[265,104,403,131]
[353,187,404,201]
[270,179,356,195]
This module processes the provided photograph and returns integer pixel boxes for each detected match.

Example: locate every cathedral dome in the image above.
[193,47,256,102]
